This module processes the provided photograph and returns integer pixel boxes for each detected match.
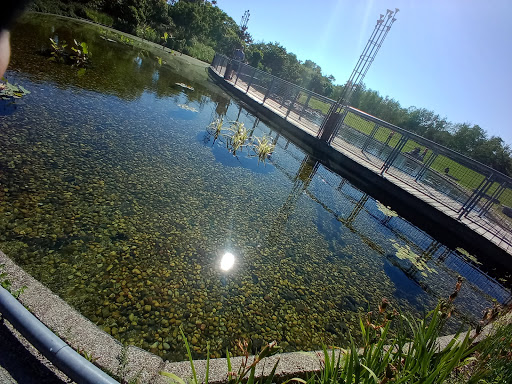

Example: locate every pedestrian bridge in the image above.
[210,53,512,261]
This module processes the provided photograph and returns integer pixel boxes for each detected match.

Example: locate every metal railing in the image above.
[210,53,512,253]
[211,54,334,135]
[333,108,512,252]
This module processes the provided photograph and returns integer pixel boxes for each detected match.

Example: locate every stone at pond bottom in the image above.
[144,305,151,312]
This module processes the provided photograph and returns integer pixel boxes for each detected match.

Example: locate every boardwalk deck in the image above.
[210,66,512,257]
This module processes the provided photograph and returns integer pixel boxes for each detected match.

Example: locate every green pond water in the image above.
[0,14,509,361]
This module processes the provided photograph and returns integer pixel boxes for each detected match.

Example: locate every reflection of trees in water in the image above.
[10,15,211,103]
[210,92,230,118]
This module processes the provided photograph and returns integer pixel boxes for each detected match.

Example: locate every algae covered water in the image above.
[0,14,509,361]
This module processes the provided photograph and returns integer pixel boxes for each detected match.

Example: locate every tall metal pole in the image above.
[318,8,399,143]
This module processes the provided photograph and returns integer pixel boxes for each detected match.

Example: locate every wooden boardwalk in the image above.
[211,66,512,256]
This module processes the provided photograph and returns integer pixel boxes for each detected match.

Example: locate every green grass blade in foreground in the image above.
[205,342,210,384]
[180,326,199,384]
[160,371,186,384]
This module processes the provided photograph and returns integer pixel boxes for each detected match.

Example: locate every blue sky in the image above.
[217,0,512,146]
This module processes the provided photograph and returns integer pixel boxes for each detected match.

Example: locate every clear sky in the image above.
[217,0,512,146]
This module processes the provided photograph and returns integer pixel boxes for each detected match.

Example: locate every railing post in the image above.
[285,91,300,118]
[298,93,312,121]
[478,181,506,218]
[361,123,379,153]
[262,77,275,104]
[246,67,257,93]
[415,151,437,181]
[458,173,494,219]
[380,134,409,175]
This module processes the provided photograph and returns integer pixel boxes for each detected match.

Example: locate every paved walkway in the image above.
[212,66,512,256]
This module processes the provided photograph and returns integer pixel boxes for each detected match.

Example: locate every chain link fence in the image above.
[211,53,512,254]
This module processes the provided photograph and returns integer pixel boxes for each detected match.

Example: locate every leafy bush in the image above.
[185,40,215,63]
[84,9,114,26]
[136,25,159,43]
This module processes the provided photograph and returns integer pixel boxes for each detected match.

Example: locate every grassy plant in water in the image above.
[227,122,250,155]
[207,118,226,142]
[253,136,275,163]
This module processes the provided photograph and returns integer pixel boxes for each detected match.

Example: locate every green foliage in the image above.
[136,25,159,43]
[0,264,27,299]
[0,78,31,100]
[84,8,114,26]
[160,327,281,384]
[77,346,100,364]
[48,37,68,63]
[306,298,476,384]
[185,40,215,63]
[70,39,91,67]
[253,136,275,163]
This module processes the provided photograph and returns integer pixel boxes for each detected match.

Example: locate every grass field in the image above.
[297,92,332,115]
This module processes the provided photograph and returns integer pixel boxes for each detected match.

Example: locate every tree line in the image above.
[29,0,512,175]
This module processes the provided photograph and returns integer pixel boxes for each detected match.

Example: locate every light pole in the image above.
[318,8,399,143]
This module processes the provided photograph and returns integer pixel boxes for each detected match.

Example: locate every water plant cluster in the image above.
[207,119,275,162]
[49,37,91,67]
[0,77,30,101]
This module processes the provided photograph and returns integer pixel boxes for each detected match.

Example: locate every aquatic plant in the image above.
[0,77,30,101]
[70,39,91,67]
[226,122,250,155]
[252,135,275,163]
[392,240,438,277]
[376,201,398,218]
[207,118,226,142]
[48,38,68,63]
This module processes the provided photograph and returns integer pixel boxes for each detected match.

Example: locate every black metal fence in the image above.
[211,53,512,253]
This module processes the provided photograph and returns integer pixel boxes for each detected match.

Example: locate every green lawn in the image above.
[297,93,332,114]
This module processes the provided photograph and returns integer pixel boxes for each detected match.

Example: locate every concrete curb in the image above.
[0,286,118,384]
[0,252,507,384]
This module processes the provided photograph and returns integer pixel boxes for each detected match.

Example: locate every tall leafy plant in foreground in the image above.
[309,278,477,384]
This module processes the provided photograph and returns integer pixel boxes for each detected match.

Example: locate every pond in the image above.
[1,14,510,361]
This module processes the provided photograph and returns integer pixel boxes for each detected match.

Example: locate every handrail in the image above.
[0,286,119,384]
[213,53,512,185]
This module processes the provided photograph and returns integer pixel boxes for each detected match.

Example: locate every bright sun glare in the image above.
[220,252,235,271]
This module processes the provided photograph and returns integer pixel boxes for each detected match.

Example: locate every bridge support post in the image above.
[318,107,346,144]
[458,173,495,219]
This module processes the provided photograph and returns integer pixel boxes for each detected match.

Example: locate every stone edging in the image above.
[1,250,505,383]
[0,251,326,383]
